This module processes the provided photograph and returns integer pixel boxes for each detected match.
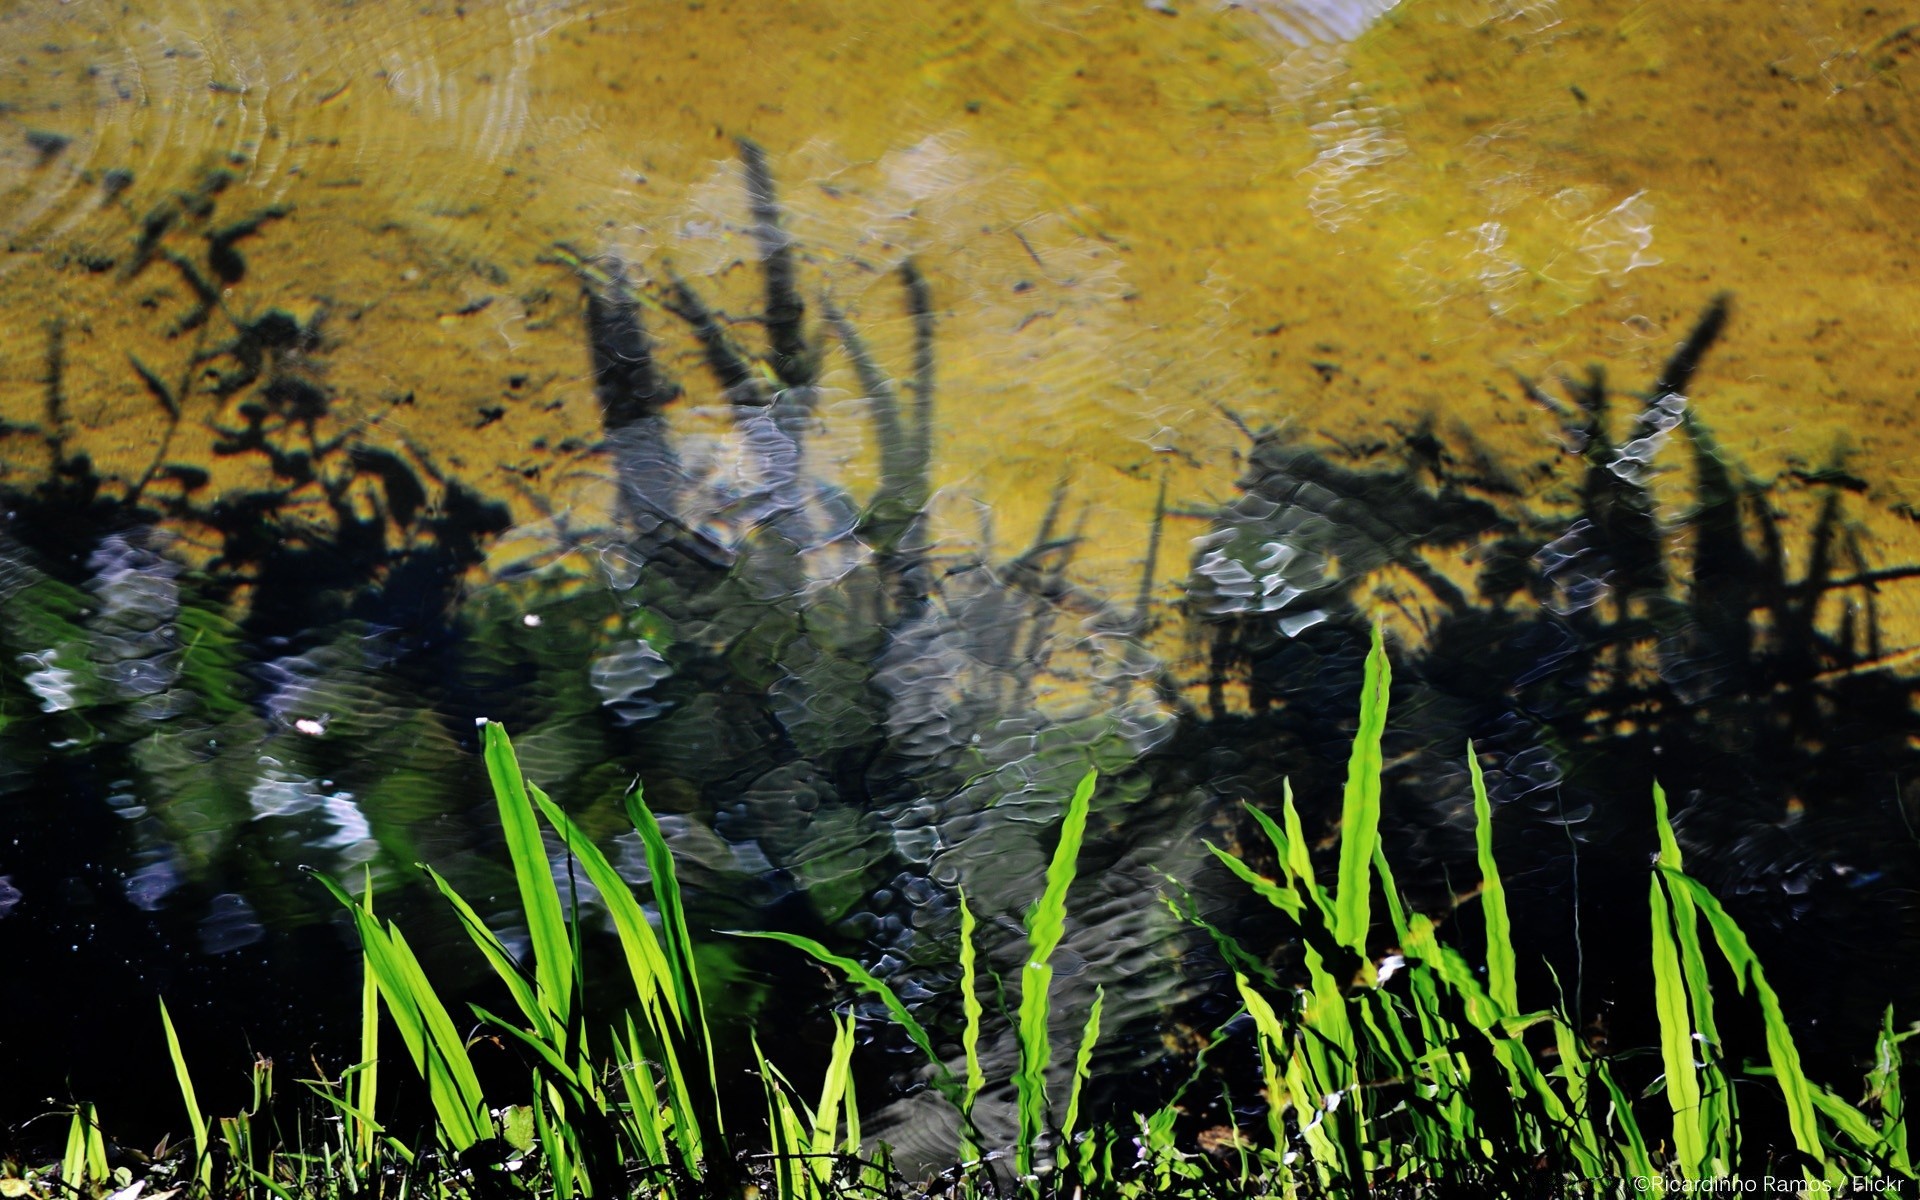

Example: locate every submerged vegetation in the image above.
[3,144,1920,1195]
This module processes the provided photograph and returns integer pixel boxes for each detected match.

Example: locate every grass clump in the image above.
[6,633,1915,1198]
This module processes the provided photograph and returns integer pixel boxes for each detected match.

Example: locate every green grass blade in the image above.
[1016,767,1099,1175]
[1649,871,1706,1179]
[958,889,986,1126]
[730,929,951,1091]
[1370,838,1410,945]
[310,869,489,1149]
[625,784,723,1126]
[384,925,491,1149]
[159,998,212,1187]
[421,863,550,1038]
[1659,867,1824,1166]
[83,1105,107,1182]
[1334,622,1390,953]
[62,1106,88,1189]
[618,1014,667,1166]
[1233,975,1292,1153]
[1653,784,1735,1173]
[480,721,574,1025]
[354,868,380,1166]
[1592,1053,1658,1180]
[1468,742,1517,1015]
[1060,986,1104,1149]
[1872,1006,1910,1172]
[531,784,679,1028]
[810,1012,857,1162]
[1205,841,1302,920]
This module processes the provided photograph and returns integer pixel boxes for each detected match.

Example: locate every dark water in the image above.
[4,137,1920,1169]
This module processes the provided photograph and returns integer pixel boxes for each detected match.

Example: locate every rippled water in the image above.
[3,0,1920,1164]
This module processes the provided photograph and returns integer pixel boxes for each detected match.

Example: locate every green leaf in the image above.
[481,721,574,1026]
[1333,623,1390,953]
[159,999,211,1187]
[1017,767,1099,1174]
[1469,742,1516,1015]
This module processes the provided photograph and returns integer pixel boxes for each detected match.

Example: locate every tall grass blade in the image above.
[1333,622,1390,953]
[1659,866,1824,1166]
[61,1105,89,1190]
[625,785,724,1129]
[809,1012,857,1166]
[1060,986,1104,1150]
[1468,742,1516,1015]
[309,870,489,1149]
[1648,867,1707,1179]
[481,721,574,1026]
[354,867,380,1167]
[958,888,986,1157]
[1870,1007,1910,1173]
[1652,782,1735,1173]
[159,998,212,1188]
[731,929,952,1094]
[531,784,679,1027]
[1015,767,1099,1175]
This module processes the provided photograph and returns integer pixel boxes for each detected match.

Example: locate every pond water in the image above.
[2,0,1919,1165]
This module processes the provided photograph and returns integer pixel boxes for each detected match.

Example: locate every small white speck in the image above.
[522,613,542,627]
[475,716,489,728]
[294,717,328,737]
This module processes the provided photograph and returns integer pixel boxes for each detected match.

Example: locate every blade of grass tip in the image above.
[1277,783,1336,924]
[1468,743,1517,1015]
[1060,986,1104,1149]
[1653,783,1734,1173]
[625,785,724,1124]
[1660,867,1825,1168]
[1334,623,1390,955]
[355,867,380,1167]
[842,1035,863,1157]
[618,1014,666,1166]
[810,1012,857,1162]
[383,925,491,1149]
[1873,1006,1910,1172]
[1206,840,1302,920]
[312,870,490,1149]
[532,785,679,1028]
[729,930,954,1097]
[83,1103,107,1182]
[62,1106,87,1189]
[481,721,574,1026]
[159,998,212,1187]
[420,864,549,1039]
[958,889,986,1122]
[1648,870,1706,1180]
[1016,767,1098,1176]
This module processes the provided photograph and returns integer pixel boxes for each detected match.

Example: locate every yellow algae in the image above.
[0,0,1916,624]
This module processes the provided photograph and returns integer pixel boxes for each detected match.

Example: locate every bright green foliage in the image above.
[77,690,1919,1199]
[731,929,946,1086]
[1467,743,1516,1015]
[1015,768,1099,1177]
[160,997,214,1189]
[1333,623,1389,954]
[958,887,987,1149]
